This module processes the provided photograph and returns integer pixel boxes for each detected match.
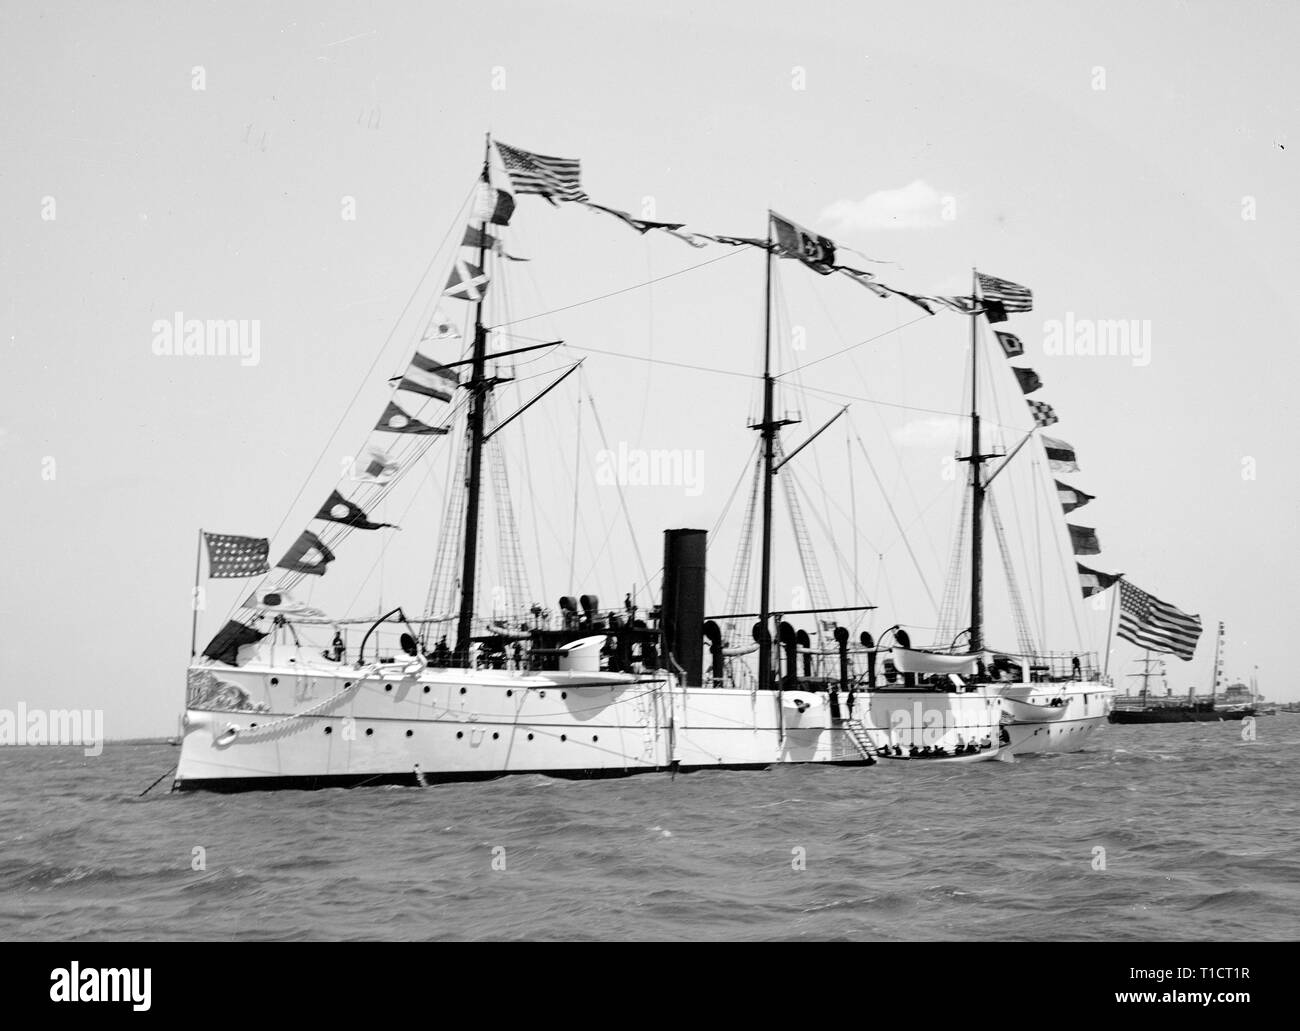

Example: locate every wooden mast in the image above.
[454,134,494,665]
[757,217,776,697]
[968,268,986,654]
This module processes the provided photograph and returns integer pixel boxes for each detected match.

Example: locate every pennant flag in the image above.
[1027,399,1059,427]
[838,266,893,299]
[494,140,587,202]
[1012,367,1043,394]
[375,401,450,435]
[444,258,488,301]
[242,588,326,618]
[1117,580,1203,661]
[926,295,978,315]
[202,619,267,665]
[397,352,459,402]
[1077,563,1120,598]
[770,211,836,274]
[421,307,460,342]
[203,532,270,579]
[994,331,1024,358]
[276,530,335,576]
[315,490,397,531]
[1056,480,1095,513]
[1068,523,1102,556]
[701,233,769,248]
[472,184,515,226]
[887,289,937,314]
[663,228,711,248]
[582,201,684,234]
[977,271,1033,312]
[1042,435,1080,472]
[462,224,527,261]
[350,447,401,484]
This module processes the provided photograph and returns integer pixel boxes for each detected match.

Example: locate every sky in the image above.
[2,0,1298,738]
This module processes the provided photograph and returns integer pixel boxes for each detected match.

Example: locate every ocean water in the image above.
[2,718,1297,941]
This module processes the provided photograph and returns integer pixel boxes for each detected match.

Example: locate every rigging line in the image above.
[584,384,652,592]
[636,237,655,443]
[567,370,583,595]
[775,312,932,378]
[853,430,938,614]
[787,467,876,608]
[708,438,762,542]
[518,397,547,609]
[489,248,747,329]
[560,342,762,382]
[215,181,478,631]
[795,382,969,419]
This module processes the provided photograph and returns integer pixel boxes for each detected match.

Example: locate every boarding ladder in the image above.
[842,718,881,763]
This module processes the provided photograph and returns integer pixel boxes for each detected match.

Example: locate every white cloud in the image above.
[891,415,963,448]
[821,180,952,232]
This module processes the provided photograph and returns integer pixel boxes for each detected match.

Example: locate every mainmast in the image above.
[757,220,776,693]
[967,268,987,654]
[454,135,495,664]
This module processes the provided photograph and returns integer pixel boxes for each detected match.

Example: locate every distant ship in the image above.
[1109,625,1254,724]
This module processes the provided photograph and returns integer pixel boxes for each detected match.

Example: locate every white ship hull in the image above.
[174,657,1005,791]
[999,681,1115,755]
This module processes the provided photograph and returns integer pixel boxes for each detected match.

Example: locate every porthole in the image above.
[539,690,546,698]
[423,685,430,694]
[560,734,567,742]
[385,684,392,692]
[592,734,598,742]
[250,722,258,728]
[344,681,352,689]
[324,726,332,735]
[506,689,513,697]
[270,677,279,686]
[365,728,374,737]
[527,733,534,741]
[456,731,464,739]
[459,687,467,695]
[562,691,568,699]
[405,730,413,738]
[492,732,499,740]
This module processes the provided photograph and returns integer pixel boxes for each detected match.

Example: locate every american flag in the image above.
[204,532,270,578]
[1117,580,1203,661]
[977,271,1033,312]
[494,141,587,202]
[1027,399,1058,426]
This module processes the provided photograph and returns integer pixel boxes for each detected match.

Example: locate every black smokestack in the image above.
[661,528,706,687]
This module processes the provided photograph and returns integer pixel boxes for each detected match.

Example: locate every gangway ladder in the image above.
[842,718,881,764]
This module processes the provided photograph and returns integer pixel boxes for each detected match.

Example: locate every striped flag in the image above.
[494,141,587,202]
[1042,435,1079,473]
[1117,580,1203,661]
[397,352,459,402]
[1027,399,1058,427]
[1056,480,1094,513]
[977,272,1032,312]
